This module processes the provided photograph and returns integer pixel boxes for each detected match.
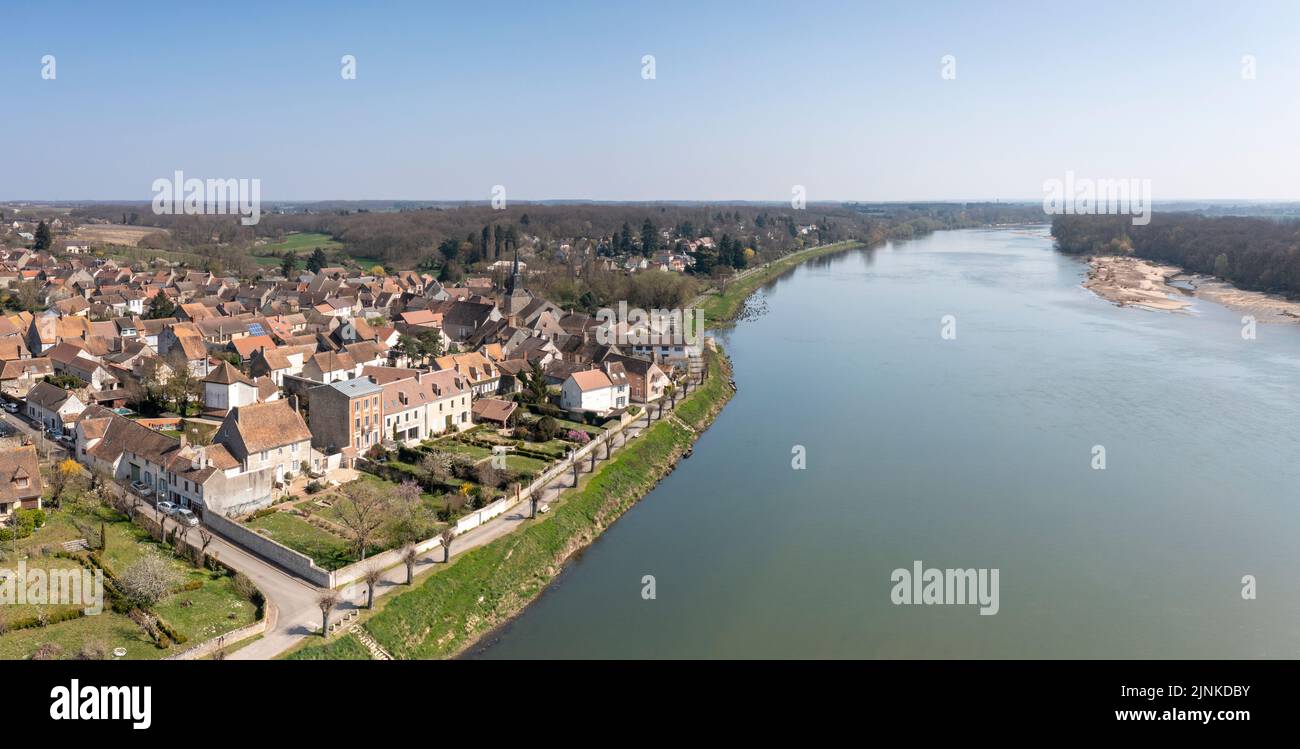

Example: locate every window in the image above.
[16,478,29,489]
[260,451,267,461]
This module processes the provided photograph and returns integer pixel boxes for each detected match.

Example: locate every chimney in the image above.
[178,430,187,448]
[290,394,299,413]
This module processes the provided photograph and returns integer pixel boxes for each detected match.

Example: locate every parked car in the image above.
[56,434,75,447]
[130,481,153,497]
[2,402,17,413]
[156,500,178,515]
[173,508,199,527]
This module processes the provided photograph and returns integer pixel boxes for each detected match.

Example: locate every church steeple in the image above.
[507,241,522,294]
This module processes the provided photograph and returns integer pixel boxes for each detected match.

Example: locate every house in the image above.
[301,350,359,383]
[559,365,629,415]
[0,357,53,397]
[74,406,270,517]
[379,369,471,445]
[306,377,385,463]
[210,399,313,502]
[201,360,260,416]
[0,445,42,520]
[157,322,211,377]
[602,352,670,403]
[431,351,501,398]
[471,397,517,427]
[25,380,85,434]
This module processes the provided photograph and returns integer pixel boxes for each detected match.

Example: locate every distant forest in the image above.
[1052,213,1300,298]
[68,201,1047,276]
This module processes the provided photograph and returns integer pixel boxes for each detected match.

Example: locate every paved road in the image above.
[0,408,68,461]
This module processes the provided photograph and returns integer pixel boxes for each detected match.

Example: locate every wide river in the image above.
[474,226,1300,658]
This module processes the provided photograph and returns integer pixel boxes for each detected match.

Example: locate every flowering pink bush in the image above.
[567,429,590,444]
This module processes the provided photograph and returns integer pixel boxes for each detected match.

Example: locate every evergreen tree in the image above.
[146,292,176,319]
[33,220,52,250]
[280,253,299,278]
[307,247,328,273]
[641,219,659,254]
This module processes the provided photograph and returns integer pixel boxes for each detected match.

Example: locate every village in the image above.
[0,233,715,660]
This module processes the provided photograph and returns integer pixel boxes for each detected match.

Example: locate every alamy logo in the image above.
[1,561,103,615]
[890,560,1000,615]
[151,170,262,226]
[1042,170,1151,226]
[594,302,704,347]
[50,679,152,730]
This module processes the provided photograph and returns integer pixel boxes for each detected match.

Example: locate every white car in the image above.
[2,403,17,413]
[156,500,178,515]
[130,481,153,497]
[173,508,199,527]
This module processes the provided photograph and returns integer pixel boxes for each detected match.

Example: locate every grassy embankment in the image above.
[697,240,864,324]
[286,348,734,660]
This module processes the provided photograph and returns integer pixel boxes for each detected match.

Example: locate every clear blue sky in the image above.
[4,0,1298,201]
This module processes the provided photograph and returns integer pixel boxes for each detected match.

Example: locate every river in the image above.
[473,226,1300,658]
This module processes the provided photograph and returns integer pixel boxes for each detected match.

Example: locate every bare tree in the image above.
[439,527,456,563]
[362,565,382,608]
[198,529,214,564]
[316,590,340,637]
[401,545,418,584]
[333,482,391,561]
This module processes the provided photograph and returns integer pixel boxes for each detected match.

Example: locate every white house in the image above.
[25,381,85,434]
[559,365,629,415]
[202,360,260,416]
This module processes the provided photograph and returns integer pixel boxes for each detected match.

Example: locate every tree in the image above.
[534,415,558,442]
[307,247,328,273]
[33,220,52,250]
[401,545,419,584]
[519,360,549,405]
[120,553,182,607]
[146,292,176,320]
[387,479,435,546]
[316,590,340,637]
[362,565,382,609]
[280,252,298,278]
[334,482,391,561]
[47,458,81,508]
[641,219,659,254]
[439,527,456,563]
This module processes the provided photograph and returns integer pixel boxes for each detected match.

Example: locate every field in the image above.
[71,224,167,247]
[252,232,344,266]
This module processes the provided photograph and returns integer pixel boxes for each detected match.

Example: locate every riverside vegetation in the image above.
[285,348,733,660]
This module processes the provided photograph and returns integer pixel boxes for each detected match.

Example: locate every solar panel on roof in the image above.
[247,323,266,336]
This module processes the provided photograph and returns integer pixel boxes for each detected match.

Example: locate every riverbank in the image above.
[1084,254,1300,322]
[697,240,864,324]
[285,348,734,660]
[1083,255,1191,312]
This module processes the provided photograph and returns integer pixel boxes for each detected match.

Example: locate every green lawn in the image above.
[0,503,262,659]
[0,611,163,660]
[256,232,341,256]
[503,454,549,476]
[283,631,372,660]
[244,511,358,570]
[0,555,88,624]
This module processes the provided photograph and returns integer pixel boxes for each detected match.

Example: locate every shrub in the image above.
[120,553,182,607]
[305,481,324,495]
[31,642,63,660]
